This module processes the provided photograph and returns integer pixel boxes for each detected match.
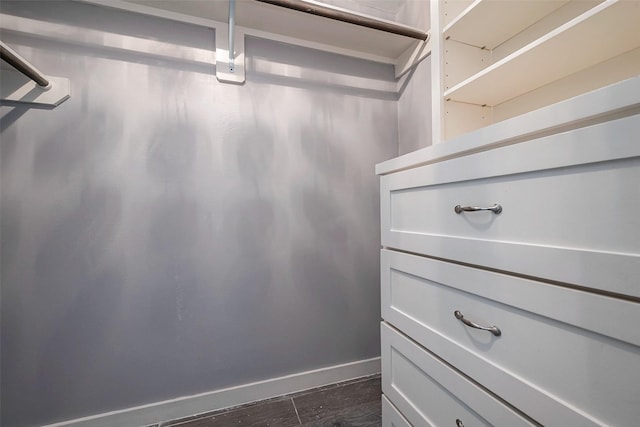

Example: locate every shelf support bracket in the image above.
[1,69,70,107]
[395,36,431,79]
[216,0,245,84]
[0,41,70,107]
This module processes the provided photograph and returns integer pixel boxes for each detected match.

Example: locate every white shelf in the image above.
[443,0,569,49]
[123,0,426,63]
[376,76,640,175]
[444,0,640,107]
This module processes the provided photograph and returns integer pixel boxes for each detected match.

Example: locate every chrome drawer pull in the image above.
[454,310,502,336]
[454,204,502,214]
[456,419,464,427]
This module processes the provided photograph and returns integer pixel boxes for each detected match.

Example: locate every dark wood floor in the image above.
[156,375,381,427]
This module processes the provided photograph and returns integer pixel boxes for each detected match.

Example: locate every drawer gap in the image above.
[385,322,542,426]
[384,246,640,304]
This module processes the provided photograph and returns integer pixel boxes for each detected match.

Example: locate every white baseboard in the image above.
[43,357,381,427]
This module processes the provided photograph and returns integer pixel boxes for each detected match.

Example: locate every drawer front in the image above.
[382,249,640,427]
[380,114,640,297]
[381,322,536,427]
[382,395,411,427]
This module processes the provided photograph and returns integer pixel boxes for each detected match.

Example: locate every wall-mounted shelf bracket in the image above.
[216,0,245,84]
[1,69,70,108]
[395,36,431,78]
[1,40,70,107]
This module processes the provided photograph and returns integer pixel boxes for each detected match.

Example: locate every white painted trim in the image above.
[42,357,381,427]
[430,0,444,145]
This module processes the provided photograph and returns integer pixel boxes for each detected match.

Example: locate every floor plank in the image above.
[165,396,300,427]
[299,400,381,427]
[160,375,382,427]
[293,376,381,424]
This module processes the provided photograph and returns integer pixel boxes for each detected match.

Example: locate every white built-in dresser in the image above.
[377,76,640,426]
[377,0,640,424]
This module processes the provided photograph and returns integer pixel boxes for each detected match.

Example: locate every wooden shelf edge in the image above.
[101,0,428,64]
[443,0,640,106]
[442,0,481,35]
[376,76,640,175]
[443,0,569,49]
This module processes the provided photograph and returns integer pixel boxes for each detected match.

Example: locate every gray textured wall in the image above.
[396,0,432,155]
[0,2,398,426]
[398,55,432,155]
[396,0,430,31]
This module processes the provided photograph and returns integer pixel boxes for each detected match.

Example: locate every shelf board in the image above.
[443,0,569,49]
[123,0,425,61]
[444,0,640,107]
[376,76,640,175]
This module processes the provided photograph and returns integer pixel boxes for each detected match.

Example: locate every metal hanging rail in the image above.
[0,41,50,88]
[254,0,428,41]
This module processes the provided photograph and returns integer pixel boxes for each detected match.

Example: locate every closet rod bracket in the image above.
[228,0,235,73]
[216,0,245,83]
[1,69,70,108]
[0,41,70,107]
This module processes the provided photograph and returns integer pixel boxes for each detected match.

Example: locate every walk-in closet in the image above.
[1,1,638,426]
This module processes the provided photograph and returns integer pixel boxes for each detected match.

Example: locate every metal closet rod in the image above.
[0,41,50,88]
[254,0,428,41]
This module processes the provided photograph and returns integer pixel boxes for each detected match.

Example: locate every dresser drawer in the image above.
[380,114,640,298]
[382,249,640,427]
[382,395,411,427]
[381,322,536,427]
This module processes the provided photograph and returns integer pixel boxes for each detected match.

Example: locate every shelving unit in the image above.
[443,0,568,49]
[434,0,640,142]
[121,0,428,68]
[379,75,640,427]
[445,1,640,106]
